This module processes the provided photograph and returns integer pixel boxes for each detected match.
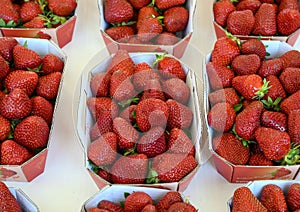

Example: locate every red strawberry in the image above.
[163,6,188,33]
[48,0,77,16]
[107,49,135,76]
[227,10,255,35]
[41,53,64,75]
[137,126,167,158]
[279,0,299,11]
[35,72,62,100]
[0,55,10,81]
[140,79,166,101]
[208,87,241,106]
[0,37,18,62]
[163,78,190,104]
[248,152,273,166]
[0,1,20,25]
[0,139,32,165]
[257,58,284,77]
[31,96,54,125]
[280,90,300,115]
[14,115,49,149]
[286,183,300,211]
[241,39,266,60]
[86,97,119,121]
[89,111,113,140]
[277,9,300,35]
[236,0,262,13]
[156,191,183,212]
[168,128,195,156]
[155,0,186,10]
[137,16,163,42]
[4,70,39,96]
[20,1,42,23]
[0,181,22,212]
[104,0,133,24]
[213,0,236,27]
[119,104,137,125]
[133,62,160,91]
[141,204,156,211]
[0,115,10,141]
[13,44,42,70]
[154,32,179,45]
[111,153,148,184]
[97,200,123,212]
[124,191,154,212]
[252,3,277,36]
[211,37,240,67]
[260,184,288,212]
[22,16,45,28]
[212,133,250,165]
[261,111,287,132]
[135,98,169,132]
[232,186,268,212]
[0,88,32,120]
[207,102,236,132]
[167,202,197,212]
[90,72,111,97]
[288,109,300,144]
[231,54,261,75]
[105,25,135,43]
[279,50,300,69]
[279,67,300,94]
[263,75,286,104]
[88,132,118,166]
[255,127,290,160]
[128,0,151,9]
[136,6,160,30]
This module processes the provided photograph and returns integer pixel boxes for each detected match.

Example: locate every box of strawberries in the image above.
[0,37,65,182]
[204,37,300,183]
[75,48,203,192]
[97,0,196,58]
[212,0,300,46]
[0,0,77,48]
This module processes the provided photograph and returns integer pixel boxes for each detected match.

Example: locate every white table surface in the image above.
[5,0,300,211]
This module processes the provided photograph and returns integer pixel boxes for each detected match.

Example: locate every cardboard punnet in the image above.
[203,40,300,183]
[97,0,196,59]
[0,38,66,182]
[75,51,203,192]
[8,186,39,212]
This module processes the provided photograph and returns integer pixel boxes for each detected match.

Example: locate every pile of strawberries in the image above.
[0,182,22,211]
[206,36,300,167]
[213,0,300,36]
[86,49,198,185]
[0,0,77,29]
[0,37,64,165]
[103,0,189,45]
[231,183,300,211]
[88,190,197,212]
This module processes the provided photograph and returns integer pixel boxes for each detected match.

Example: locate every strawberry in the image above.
[288,109,300,144]
[31,96,54,125]
[48,0,77,16]
[90,72,110,97]
[232,186,267,212]
[135,98,169,132]
[136,6,160,30]
[0,37,18,62]
[87,208,102,212]
[154,32,179,45]
[262,75,286,106]
[205,62,235,90]
[0,55,10,81]
[163,6,188,33]
[227,10,255,35]
[97,200,123,212]
[4,70,39,96]
[155,0,186,10]
[128,0,151,9]
[119,104,137,125]
[168,128,195,156]
[260,184,288,212]
[149,153,197,183]
[208,87,241,106]
[0,181,22,212]
[211,37,240,67]
[286,183,300,211]
[137,16,163,42]
[213,0,236,27]
[113,117,139,152]
[107,49,135,76]
[89,111,113,140]
[137,126,167,158]
[163,78,190,104]
[261,111,287,132]
[279,0,299,11]
[167,202,197,212]
[232,54,261,75]
[0,1,20,25]
[279,67,300,94]
[257,58,284,77]
[0,139,32,165]
[280,90,300,114]
[124,191,154,212]
[0,115,10,141]
[236,0,262,13]
[252,3,277,36]
[41,53,64,75]
[140,78,166,101]
[88,132,118,166]
[104,0,134,24]
[13,44,42,70]
[86,97,119,121]
[241,39,266,60]
[213,133,250,165]
[0,88,32,120]
[133,62,160,91]
[141,204,156,211]
[35,72,62,100]
[279,50,300,69]
[111,153,148,184]
[156,191,183,212]
[277,9,300,35]
[20,1,42,23]
[248,152,273,166]
[105,25,135,43]
[207,102,236,132]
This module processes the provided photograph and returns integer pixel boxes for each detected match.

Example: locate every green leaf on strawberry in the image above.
[274,143,300,165]
[253,78,271,100]
[261,96,281,111]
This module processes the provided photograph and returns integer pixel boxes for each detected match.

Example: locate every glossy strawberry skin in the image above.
[261,111,287,132]
[206,62,235,90]
[0,181,22,212]
[257,58,283,78]
[137,17,163,42]
[288,109,300,144]
[0,2,20,24]
[137,6,160,30]
[280,90,300,115]
[279,67,300,94]
[124,191,154,212]
[156,191,182,212]
[227,10,255,35]
[263,75,287,102]
[163,6,189,33]
[279,50,300,69]
[89,112,113,141]
[0,37,18,62]
[0,55,10,81]
[286,183,300,211]
[48,0,77,16]
[0,115,10,141]
[97,200,123,212]
[248,152,273,166]
[86,97,119,121]
[252,3,277,36]
[35,72,62,100]
[168,128,195,156]
[107,49,135,76]
[260,184,288,212]
[31,96,54,126]
[236,0,262,13]
[105,25,135,43]
[168,202,197,212]
[41,53,64,75]
[13,45,42,70]
[241,39,266,60]
[208,87,241,106]
[20,1,42,23]
[128,0,151,9]
[104,0,134,24]
[232,54,261,75]
[277,9,300,35]
[23,16,45,28]
[157,56,186,82]
[155,0,186,10]
[90,72,111,97]
[163,78,190,105]
[213,0,236,27]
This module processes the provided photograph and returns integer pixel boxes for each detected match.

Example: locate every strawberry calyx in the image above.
[0,19,18,28]
[253,78,271,100]
[232,124,256,147]
[123,144,137,156]
[261,97,281,112]
[146,162,159,184]
[153,52,168,66]
[275,143,300,165]
[111,21,136,27]
[225,31,241,48]
[118,96,139,108]
[88,159,108,174]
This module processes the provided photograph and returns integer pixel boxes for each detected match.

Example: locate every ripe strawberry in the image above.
[213,0,236,27]
[41,53,64,75]
[232,54,261,75]
[208,87,241,106]
[211,37,240,67]
[90,72,110,97]
[35,72,62,100]
[263,75,287,105]
[241,38,266,60]
[166,99,192,130]
[88,132,118,166]
[105,25,135,43]
[154,32,179,45]
[260,184,288,212]
[124,191,154,212]
[140,78,166,101]
[13,44,42,70]
[0,88,32,120]
[163,6,188,33]
[128,0,151,9]
[279,50,300,69]
[97,200,123,212]
[252,3,277,36]
[86,97,119,121]
[168,128,195,156]
[119,104,136,125]
[136,6,159,30]
[261,111,287,132]
[89,112,113,140]
[141,204,156,211]
[0,181,22,212]
[156,191,183,212]
[288,109,300,144]
[257,58,283,77]
[163,78,190,104]
[227,10,255,35]
[0,115,10,141]
[248,152,273,166]
[48,0,77,16]
[20,1,42,23]
[111,153,148,184]
[107,49,135,76]
[0,139,32,165]
[286,183,300,211]
[137,16,163,42]
[155,0,186,10]
[167,202,197,212]
[207,102,236,132]
[279,67,300,94]
[31,96,54,125]
[135,98,169,132]
[133,62,160,91]
[22,16,45,28]
[113,117,139,152]
[4,70,39,96]
[104,0,134,24]
[277,9,300,35]
[279,0,299,11]
[280,90,300,114]
[0,55,10,81]
[236,0,261,13]
[0,1,20,25]
[0,37,18,62]
[232,186,267,212]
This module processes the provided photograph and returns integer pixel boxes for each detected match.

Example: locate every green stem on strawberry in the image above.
[0,19,18,28]
[123,144,137,156]
[232,124,256,147]
[261,97,281,112]
[153,52,168,66]
[111,21,136,27]
[225,31,241,48]
[118,96,140,108]
[253,78,271,100]
[275,143,300,165]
